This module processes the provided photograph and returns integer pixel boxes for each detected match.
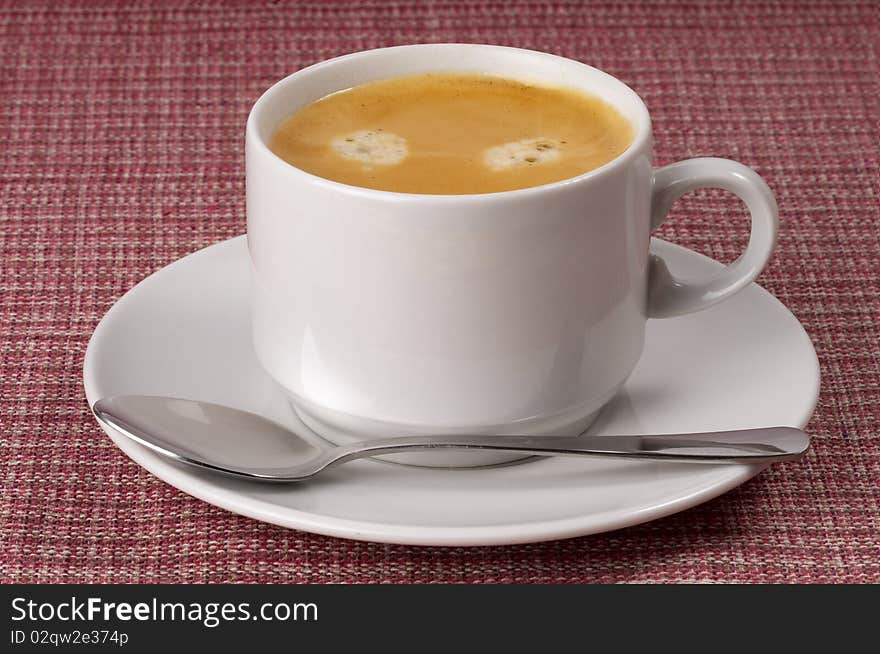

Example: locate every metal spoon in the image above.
[92,395,810,482]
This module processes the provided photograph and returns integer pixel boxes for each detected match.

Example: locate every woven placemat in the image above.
[1,0,877,583]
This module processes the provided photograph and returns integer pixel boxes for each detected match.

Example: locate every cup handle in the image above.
[647,157,778,318]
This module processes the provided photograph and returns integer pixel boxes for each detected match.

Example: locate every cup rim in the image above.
[246,43,652,201]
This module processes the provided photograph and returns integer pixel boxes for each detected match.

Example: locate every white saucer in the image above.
[83,236,819,546]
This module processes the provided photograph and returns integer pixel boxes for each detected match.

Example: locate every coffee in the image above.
[268,73,633,194]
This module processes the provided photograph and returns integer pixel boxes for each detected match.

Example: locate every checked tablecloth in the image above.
[1,1,878,583]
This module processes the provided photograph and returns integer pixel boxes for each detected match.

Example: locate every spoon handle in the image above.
[331,427,810,466]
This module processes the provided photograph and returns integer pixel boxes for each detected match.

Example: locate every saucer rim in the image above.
[83,235,819,546]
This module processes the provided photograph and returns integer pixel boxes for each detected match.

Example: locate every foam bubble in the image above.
[484,138,562,171]
[332,130,408,165]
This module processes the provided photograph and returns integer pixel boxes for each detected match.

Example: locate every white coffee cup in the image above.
[246,44,777,467]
